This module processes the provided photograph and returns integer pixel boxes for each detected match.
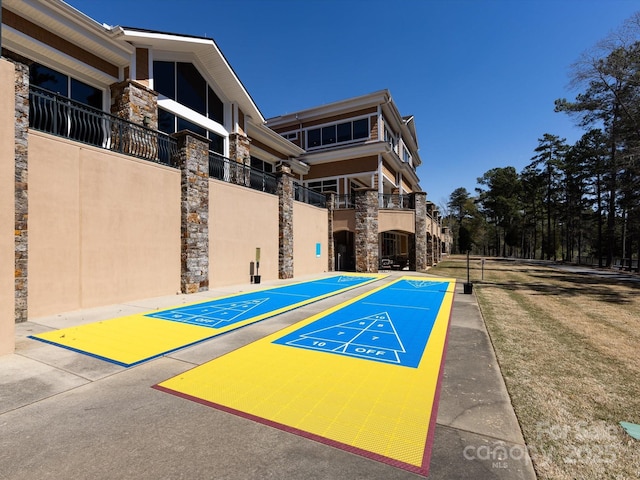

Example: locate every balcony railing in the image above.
[335,194,356,209]
[208,152,277,194]
[29,85,178,167]
[294,184,327,207]
[379,194,414,209]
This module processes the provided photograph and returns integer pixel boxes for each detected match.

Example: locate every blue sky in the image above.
[68,0,640,208]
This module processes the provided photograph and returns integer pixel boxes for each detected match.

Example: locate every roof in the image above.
[111,26,265,124]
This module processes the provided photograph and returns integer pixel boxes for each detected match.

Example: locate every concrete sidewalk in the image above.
[0,272,536,479]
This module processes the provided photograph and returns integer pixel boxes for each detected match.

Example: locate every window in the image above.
[308,179,337,193]
[403,146,412,164]
[281,132,298,141]
[30,63,102,108]
[306,117,369,149]
[337,122,351,143]
[384,126,397,152]
[153,61,225,124]
[159,107,225,154]
[307,128,321,148]
[250,157,274,173]
[208,86,224,124]
[153,61,175,100]
[322,125,336,145]
[177,62,206,116]
[353,118,369,139]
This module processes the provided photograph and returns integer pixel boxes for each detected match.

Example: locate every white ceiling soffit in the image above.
[115,28,264,123]
[3,0,133,67]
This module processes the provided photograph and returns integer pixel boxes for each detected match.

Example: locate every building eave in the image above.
[2,0,133,75]
[114,27,264,124]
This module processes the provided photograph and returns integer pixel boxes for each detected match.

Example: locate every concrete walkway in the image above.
[0,272,537,479]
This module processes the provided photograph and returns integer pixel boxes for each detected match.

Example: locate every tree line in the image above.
[446,12,640,271]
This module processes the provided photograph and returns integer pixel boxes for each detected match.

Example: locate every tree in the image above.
[555,15,640,266]
[476,167,522,257]
[527,134,568,260]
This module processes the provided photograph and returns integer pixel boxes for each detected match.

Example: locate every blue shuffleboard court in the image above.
[273,278,452,368]
[145,274,383,329]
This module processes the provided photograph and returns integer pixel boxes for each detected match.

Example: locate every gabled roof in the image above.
[110,26,264,124]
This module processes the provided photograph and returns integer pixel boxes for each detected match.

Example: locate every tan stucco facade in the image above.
[293,202,329,277]
[378,210,415,234]
[0,59,15,354]
[209,180,279,287]
[28,133,181,317]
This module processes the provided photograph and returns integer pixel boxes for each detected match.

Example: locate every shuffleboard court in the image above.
[29,274,383,367]
[154,276,456,476]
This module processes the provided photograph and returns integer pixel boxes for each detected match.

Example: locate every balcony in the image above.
[29,85,178,167]
[209,152,277,195]
[334,193,415,210]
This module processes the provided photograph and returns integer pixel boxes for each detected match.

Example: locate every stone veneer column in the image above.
[277,164,294,279]
[326,192,335,272]
[426,203,435,266]
[228,132,250,163]
[110,80,158,129]
[174,131,209,293]
[412,192,428,271]
[10,55,29,323]
[354,189,379,273]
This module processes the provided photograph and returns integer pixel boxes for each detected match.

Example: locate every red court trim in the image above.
[152,383,430,476]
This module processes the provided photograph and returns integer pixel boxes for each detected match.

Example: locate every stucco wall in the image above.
[28,133,181,317]
[379,210,415,234]
[209,180,279,287]
[293,202,328,277]
[333,209,356,232]
[0,59,15,355]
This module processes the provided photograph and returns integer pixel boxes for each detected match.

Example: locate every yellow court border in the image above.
[30,273,386,367]
[156,275,456,475]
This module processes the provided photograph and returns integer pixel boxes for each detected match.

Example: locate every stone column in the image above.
[110,80,159,160]
[110,80,158,129]
[326,192,335,272]
[277,164,294,279]
[354,188,379,273]
[412,192,428,271]
[9,55,29,323]
[229,132,251,186]
[174,131,209,293]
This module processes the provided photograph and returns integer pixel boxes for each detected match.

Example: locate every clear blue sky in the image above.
[68,0,639,209]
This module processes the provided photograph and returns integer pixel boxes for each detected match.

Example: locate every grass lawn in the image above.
[429,256,640,480]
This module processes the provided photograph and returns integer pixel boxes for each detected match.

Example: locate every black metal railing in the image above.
[294,184,327,207]
[208,152,277,194]
[334,194,356,209]
[29,85,178,167]
[379,193,414,209]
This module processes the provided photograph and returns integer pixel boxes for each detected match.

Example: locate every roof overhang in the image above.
[112,27,264,124]
[2,0,132,84]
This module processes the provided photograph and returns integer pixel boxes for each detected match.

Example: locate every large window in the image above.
[159,107,224,154]
[306,117,369,149]
[153,61,225,124]
[30,63,102,108]
[308,179,338,193]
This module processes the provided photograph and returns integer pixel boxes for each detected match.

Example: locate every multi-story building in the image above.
[0,0,449,356]
[267,91,449,272]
